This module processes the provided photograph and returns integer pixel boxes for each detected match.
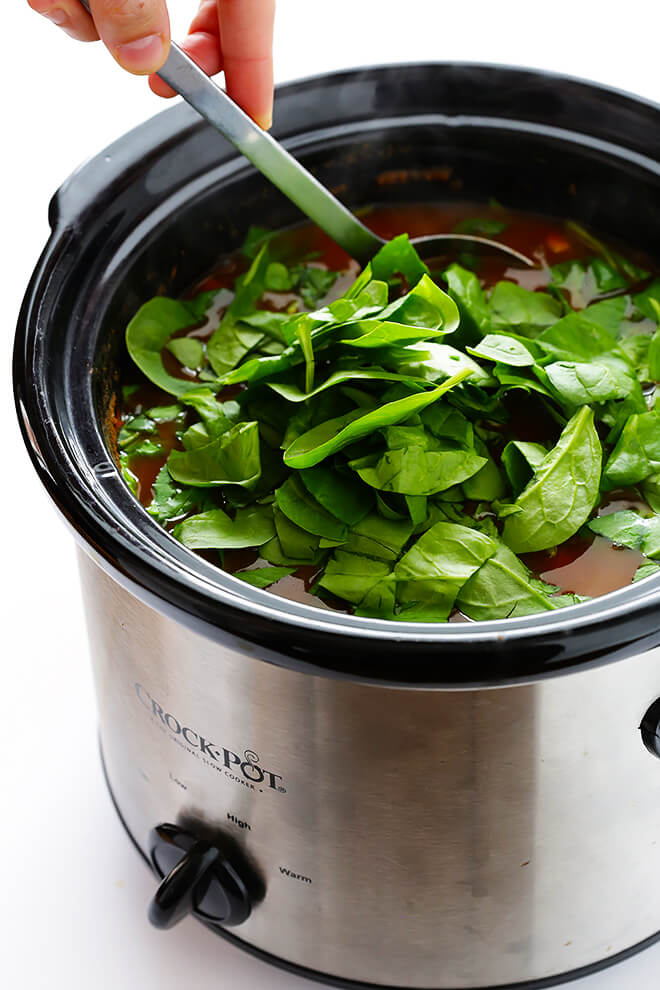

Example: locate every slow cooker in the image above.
[13,63,660,989]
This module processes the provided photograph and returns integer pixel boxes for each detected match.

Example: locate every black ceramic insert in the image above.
[14,64,660,687]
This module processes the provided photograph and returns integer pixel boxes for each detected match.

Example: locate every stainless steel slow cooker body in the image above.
[14,65,660,989]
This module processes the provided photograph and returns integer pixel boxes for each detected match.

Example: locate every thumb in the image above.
[88,0,170,74]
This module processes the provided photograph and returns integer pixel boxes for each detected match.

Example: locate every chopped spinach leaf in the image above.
[318,551,394,611]
[452,217,508,236]
[166,336,205,370]
[235,565,296,588]
[489,282,563,336]
[354,445,486,496]
[283,371,472,469]
[544,360,637,406]
[168,421,261,487]
[602,410,660,489]
[272,505,322,561]
[299,465,374,525]
[501,441,547,495]
[457,543,561,620]
[634,562,660,582]
[148,465,209,523]
[634,279,660,322]
[468,333,535,367]
[587,510,660,559]
[126,298,209,396]
[395,521,497,621]
[180,389,240,437]
[369,233,429,288]
[443,263,490,340]
[275,474,348,542]
[342,513,414,562]
[502,407,601,552]
[174,505,274,550]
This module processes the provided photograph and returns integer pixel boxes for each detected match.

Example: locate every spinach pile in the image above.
[118,230,660,621]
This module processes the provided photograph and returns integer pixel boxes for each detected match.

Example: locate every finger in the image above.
[27,0,99,42]
[217,0,275,130]
[149,33,223,98]
[188,0,220,35]
[88,0,170,74]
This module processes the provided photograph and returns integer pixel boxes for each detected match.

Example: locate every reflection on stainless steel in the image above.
[79,548,660,987]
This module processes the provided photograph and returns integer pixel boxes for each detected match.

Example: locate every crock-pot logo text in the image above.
[135,683,286,793]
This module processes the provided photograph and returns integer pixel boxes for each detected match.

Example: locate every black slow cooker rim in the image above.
[14,62,660,688]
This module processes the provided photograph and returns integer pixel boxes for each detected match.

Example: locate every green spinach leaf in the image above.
[369,233,429,287]
[462,437,506,500]
[318,551,394,609]
[342,513,414,561]
[268,366,426,403]
[602,410,660,489]
[642,474,660,514]
[126,298,207,396]
[648,329,660,381]
[535,311,622,361]
[166,337,205,370]
[174,505,274,549]
[634,279,660,322]
[502,406,601,552]
[544,360,637,406]
[634,562,660,582]
[395,521,497,621]
[420,405,474,448]
[457,543,561,620]
[119,452,138,495]
[588,510,660,559]
[206,246,270,376]
[180,389,241,437]
[235,565,296,588]
[382,342,495,387]
[299,465,374,525]
[272,505,322,561]
[275,475,348,541]
[501,441,548,495]
[168,421,261,487]
[354,446,486,496]
[452,218,507,236]
[468,333,535,367]
[443,263,491,340]
[489,282,563,336]
[283,371,472,469]
[148,465,209,523]
[375,274,459,331]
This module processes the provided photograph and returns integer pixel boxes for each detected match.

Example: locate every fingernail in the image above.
[115,34,168,74]
[46,7,69,26]
[255,112,273,131]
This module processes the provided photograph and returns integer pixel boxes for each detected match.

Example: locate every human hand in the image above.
[27,1,275,129]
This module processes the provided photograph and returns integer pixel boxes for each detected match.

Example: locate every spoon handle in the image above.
[78,3,382,264]
[160,45,383,263]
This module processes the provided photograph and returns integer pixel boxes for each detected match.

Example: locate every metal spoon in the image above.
[79,4,534,269]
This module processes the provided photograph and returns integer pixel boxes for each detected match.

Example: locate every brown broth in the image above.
[523,535,645,598]
[117,202,656,615]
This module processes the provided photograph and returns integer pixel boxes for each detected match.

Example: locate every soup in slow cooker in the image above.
[113,204,660,621]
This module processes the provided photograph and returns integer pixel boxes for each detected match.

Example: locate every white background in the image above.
[2,1,659,987]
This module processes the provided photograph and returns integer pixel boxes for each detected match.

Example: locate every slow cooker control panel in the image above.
[148,823,257,930]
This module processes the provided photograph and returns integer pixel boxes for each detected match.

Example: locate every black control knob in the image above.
[641,699,660,759]
[148,823,252,930]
